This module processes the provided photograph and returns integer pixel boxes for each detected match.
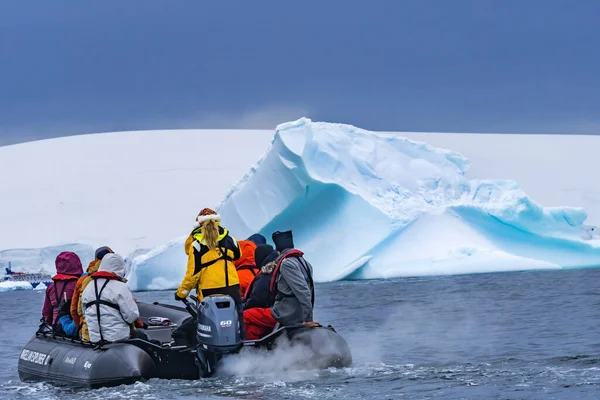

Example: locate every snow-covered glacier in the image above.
[128,118,600,289]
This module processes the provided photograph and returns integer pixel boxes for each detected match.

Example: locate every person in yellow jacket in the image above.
[173,207,243,344]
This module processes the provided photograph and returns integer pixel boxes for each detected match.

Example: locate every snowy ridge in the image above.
[129,119,600,289]
[464,180,586,238]
[0,129,274,258]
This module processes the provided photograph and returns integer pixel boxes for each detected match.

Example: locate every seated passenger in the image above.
[72,246,114,340]
[242,244,279,340]
[234,238,260,296]
[81,253,144,343]
[42,252,84,334]
[244,244,278,309]
[270,230,318,327]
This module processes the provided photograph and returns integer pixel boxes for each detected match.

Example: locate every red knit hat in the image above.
[194,207,221,228]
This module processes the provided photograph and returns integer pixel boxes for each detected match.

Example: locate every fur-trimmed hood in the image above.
[261,261,276,274]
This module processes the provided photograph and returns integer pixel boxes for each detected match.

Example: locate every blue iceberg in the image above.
[128,119,600,290]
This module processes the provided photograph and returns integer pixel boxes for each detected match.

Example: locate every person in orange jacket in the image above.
[233,234,266,296]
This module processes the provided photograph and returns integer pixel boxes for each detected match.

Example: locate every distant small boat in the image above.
[3,262,52,289]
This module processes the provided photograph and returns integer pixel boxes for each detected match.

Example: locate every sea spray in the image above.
[216,335,326,380]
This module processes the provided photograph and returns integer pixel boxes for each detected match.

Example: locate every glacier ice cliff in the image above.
[128,119,600,290]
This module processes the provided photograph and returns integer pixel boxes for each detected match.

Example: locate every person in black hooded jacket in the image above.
[242,244,279,339]
[243,244,278,310]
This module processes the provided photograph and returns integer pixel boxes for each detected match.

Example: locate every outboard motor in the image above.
[195,295,242,376]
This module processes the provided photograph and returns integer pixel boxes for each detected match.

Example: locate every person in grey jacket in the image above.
[81,253,144,343]
[269,231,316,326]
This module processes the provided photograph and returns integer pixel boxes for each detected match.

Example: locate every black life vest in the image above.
[47,276,78,327]
[192,227,241,288]
[50,281,67,327]
[236,263,259,276]
[83,273,122,343]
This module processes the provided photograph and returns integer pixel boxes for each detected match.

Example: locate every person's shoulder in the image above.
[280,256,301,269]
[221,227,233,239]
[191,240,203,253]
[280,250,304,261]
[108,279,128,289]
[221,230,238,246]
[66,279,78,288]
[102,280,130,297]
[44,283,53,295]
[281,252,311,269]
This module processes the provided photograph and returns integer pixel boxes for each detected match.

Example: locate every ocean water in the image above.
[1,268,600,399]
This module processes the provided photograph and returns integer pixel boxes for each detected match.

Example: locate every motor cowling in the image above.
[196,295,242,353]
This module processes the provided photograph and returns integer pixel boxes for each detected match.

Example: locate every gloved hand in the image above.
[134,318,148,329]
[174,292,185,302]
[302,321,321,328]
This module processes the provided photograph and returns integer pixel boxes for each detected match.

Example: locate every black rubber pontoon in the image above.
[18,297,352,388]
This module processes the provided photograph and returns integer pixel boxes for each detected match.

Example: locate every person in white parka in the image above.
[81,253,145,343]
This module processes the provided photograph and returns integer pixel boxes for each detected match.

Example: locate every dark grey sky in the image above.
[1,1,600,145]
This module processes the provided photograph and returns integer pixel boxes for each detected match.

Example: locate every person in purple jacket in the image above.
[42,251,83,334]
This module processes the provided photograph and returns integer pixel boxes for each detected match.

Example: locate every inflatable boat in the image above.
[18,295,352,388]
